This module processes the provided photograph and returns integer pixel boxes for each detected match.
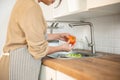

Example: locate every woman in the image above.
[0,0,74,80]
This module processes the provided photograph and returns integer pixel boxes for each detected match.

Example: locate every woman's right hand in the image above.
[47,41,74,55]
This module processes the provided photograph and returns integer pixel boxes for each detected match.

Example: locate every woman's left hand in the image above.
[47,33,73,41]
[58,33,71,41]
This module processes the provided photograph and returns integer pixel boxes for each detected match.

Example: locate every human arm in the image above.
[19,5,48,59]
[47,42,73,55]
[47,33,75,55]
[47,33,71,41]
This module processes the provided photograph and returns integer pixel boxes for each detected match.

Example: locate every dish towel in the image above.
[10,46,42,80]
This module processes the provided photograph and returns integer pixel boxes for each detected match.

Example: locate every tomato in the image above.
[67,35,76,45]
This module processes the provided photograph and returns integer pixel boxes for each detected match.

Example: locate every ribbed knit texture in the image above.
[10,46,41,80]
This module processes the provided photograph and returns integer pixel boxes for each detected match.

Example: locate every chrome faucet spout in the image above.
[68,21,96,54]
[89,23,96,54]
[80,21,96,54]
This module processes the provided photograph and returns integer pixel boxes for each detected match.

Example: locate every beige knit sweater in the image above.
[3,0,48,59]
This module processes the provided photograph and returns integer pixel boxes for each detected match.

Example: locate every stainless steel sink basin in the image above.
[47,51,106,59]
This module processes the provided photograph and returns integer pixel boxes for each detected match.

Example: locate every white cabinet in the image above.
[56,71,75,80]
[53,0,86,18]
[87,0,120,9]
[53,0,87,18]
[39,0,69,20]
[40,65,75,80]
[53,0,69,18]
[40,0,87,20]
[67,0,87,12]
[40,0,120,21]
[40,65,56,80]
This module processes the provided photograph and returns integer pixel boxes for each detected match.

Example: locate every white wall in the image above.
[0,0,16,55]
[51,14,120,54]
[87,14,120,54]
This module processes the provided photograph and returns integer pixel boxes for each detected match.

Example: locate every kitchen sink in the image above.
[47,51,106,59]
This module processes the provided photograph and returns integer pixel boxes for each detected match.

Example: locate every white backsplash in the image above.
[88,14,120,54]
[48,14,120,54]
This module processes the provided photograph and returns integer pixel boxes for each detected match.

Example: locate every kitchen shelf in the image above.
[54,2,120,21]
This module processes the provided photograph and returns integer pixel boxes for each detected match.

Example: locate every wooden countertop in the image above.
[42,53,120,80]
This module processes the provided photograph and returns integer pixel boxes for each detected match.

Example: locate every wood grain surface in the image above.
[42,53,120,80]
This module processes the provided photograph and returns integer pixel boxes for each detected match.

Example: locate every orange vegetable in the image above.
[67,35,76,45]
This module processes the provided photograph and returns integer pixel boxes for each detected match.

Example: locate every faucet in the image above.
[47,20,96,54]
[68,21,96,54]
[48,22,59,34]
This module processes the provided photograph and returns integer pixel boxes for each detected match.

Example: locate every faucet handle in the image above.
[85,36,93,47]
[85,36,89,44]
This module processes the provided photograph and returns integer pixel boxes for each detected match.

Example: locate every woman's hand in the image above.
[47,33,71,41]
[59,41,74,52]
[47,41,74,55]
[57,33,71,41]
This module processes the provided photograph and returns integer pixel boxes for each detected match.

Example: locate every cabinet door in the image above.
[40,0,87,20]
[67,0,87,12]
[53,0,87,18]
[53,0,69,18]
[87,0,120,9]
[56,71,75,80]
[40,65,56,80]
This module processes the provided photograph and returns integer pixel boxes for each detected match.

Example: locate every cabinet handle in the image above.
[54,0,62,8]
